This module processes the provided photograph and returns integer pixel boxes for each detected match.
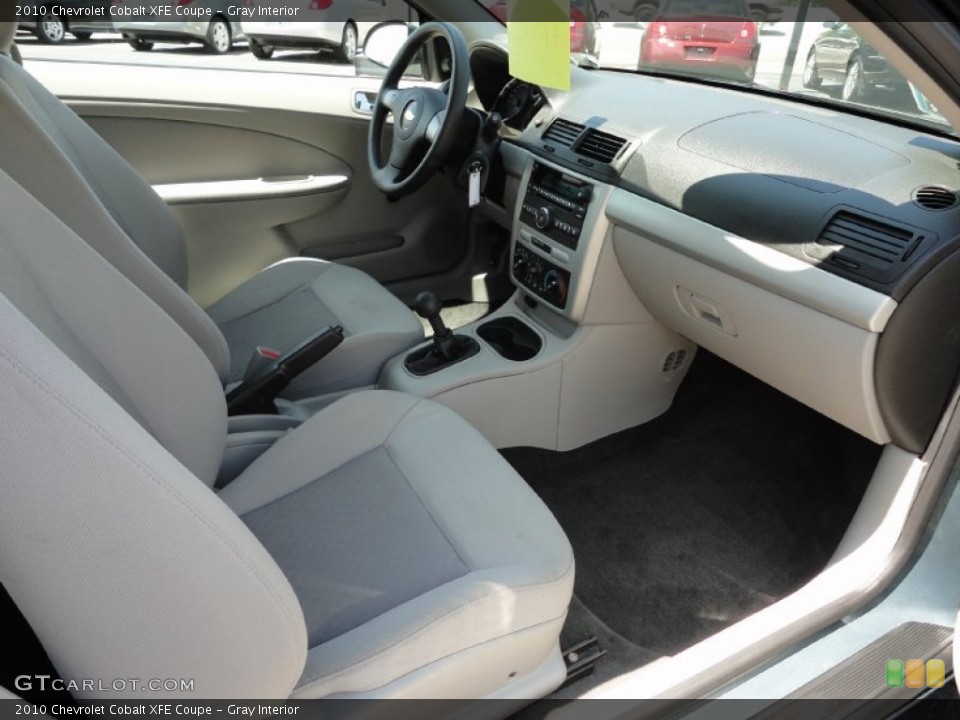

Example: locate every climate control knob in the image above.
[542,269,568,306]
[534,206,552,231]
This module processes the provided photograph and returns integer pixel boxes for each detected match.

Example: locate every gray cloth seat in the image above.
[0,165,574,699]
[0,22,422,397]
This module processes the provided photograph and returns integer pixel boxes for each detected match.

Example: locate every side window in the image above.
[14,0,418,79]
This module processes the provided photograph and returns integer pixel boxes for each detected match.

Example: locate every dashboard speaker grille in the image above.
[662,349,688,374]
[913,185,958,211]
[542,118,585,148]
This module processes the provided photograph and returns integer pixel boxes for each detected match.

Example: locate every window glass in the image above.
[15,0,418,78]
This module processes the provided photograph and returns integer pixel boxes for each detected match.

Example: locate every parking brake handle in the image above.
[226,325,344,416]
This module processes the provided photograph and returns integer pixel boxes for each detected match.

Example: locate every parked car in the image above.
[242,0,395,63]
[803,21,909,102]
[112,0,244,54]
[638,0,760,82]
[17,1,113,44]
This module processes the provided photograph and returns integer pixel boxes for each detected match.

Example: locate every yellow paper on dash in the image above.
[507,0,571,92]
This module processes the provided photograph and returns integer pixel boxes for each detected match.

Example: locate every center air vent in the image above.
[577,128,628,163]
[814,210,919,272]
[542,118,584,148]
[913,185,958,211]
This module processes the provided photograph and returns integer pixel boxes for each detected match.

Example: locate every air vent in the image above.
[816,211,917,270]
[913,185,958,211]
[542,118,584,148]
[576,128,628,164]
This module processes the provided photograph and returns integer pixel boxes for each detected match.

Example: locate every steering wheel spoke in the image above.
[425,109,447,144]
[381,88,400,111]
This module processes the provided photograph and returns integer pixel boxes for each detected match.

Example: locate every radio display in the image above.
[530,164,592,206]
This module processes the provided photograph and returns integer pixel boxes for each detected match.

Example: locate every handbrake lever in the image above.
[226,325,344,416]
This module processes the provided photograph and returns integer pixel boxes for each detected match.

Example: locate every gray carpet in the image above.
[503,351,881,693]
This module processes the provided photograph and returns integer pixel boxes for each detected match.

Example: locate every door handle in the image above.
[353,90,377,116]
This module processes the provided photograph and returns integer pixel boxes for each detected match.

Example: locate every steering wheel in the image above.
[368,22,470,198]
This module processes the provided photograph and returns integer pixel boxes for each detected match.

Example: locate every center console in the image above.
[377,150,695,454]
[512,161,603,321]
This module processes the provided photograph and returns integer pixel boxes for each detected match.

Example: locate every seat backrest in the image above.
[0,28,230,382]
[0,168,307,697]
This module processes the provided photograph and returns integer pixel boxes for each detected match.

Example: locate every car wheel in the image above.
[802,50,822,89]
[749,6,767,23]
[205,18,231,54]
[72,31,92,42]
[634,3,658,21]
[842,55,866,101]
[249,38,274,59]
[127,37,154,52]
[335,22,358,63]
[37,15,66,44]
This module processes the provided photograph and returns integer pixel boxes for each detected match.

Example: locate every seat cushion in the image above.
[206,259,423,398]
[218,391,575,698]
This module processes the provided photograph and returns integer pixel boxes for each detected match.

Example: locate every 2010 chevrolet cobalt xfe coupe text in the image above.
[0,0,959,717]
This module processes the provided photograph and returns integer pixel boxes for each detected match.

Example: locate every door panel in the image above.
[62,81,469,309]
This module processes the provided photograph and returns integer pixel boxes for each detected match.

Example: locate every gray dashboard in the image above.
[515,69,960,301]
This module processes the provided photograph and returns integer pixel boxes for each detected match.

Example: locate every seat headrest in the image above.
[0,22,16,56]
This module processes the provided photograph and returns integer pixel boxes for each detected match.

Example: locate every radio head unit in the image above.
[519,163,593,250]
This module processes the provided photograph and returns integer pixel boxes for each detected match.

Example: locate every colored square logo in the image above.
[926,659,946,689]
[905,659,925,689]
[886,659,904,688]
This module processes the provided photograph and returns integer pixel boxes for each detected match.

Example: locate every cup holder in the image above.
[476,317,542,362]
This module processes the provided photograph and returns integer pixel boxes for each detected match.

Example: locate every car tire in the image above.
[335,22,358,63]
[249,38,274,60]
[749,6,767,23]
[802,50,822,89]
[205,18,232,55]
[72,31,92,42]
[842,55,866,101]
[37,15,66,44]
[633,3,658,21]
[127,37,154,52]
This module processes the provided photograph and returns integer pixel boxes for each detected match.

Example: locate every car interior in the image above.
[1,0,959,711]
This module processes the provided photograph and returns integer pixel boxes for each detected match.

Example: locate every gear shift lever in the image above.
[406,291,480,375]
[415,291,457,361]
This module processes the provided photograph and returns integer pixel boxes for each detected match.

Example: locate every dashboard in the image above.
[468,41,960,457]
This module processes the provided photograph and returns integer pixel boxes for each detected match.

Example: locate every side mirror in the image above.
[362,21,412,69]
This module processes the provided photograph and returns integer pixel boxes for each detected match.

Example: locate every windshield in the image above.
[476,1,951,134]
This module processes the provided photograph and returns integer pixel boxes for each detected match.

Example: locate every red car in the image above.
[639,0,760,83]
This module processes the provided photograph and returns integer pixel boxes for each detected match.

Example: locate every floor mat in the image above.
[503,351,882,665]
[419,302,490,336]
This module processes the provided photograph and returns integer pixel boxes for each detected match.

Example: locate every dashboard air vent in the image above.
[542,118,584,148]
[816,211,917,269]
[913,185,958,211]
[576,128,628,163]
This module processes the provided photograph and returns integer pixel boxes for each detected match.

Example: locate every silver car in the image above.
[242,0,400,62]
[112,0,244,54]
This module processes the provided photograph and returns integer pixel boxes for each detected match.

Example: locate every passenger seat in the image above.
[0,167,574,701]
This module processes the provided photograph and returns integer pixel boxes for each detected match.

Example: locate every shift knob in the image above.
[414,291,444,321]
[414,290,452,345]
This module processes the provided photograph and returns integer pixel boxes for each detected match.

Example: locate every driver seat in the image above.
[0,22,423,398]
